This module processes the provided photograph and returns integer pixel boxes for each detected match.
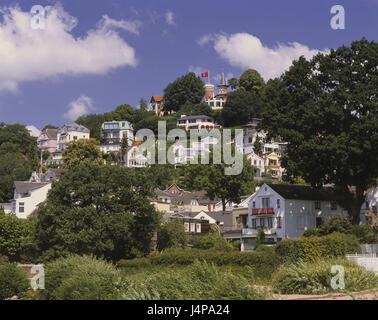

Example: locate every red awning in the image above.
[252,208,274,215]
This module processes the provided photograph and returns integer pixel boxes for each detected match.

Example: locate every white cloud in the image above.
[165,10,175,25]
[99,14,142,35]
[63,95,93,121]
[199,32,328,80]
[0,4,138,93]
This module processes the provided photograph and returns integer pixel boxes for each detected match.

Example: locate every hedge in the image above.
[119,248,280,280]
[275,232,361,263]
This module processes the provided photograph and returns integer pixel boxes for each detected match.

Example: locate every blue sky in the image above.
[0,0,377,129]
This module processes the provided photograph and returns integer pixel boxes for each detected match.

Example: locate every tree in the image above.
[139,98,148,112]
[177,102,214,117]
[0,124,38,160]
[76,114,107,142]
[253,136,263,155]
[227,78,240,90]
[221,89,264,127]
[163,72,205,113]
[239,69,265,93]
[157,219,187,251]
[0,153,34,202]
[62,138,103,169]
[183,151,256,211]
[261,38,378,224]
[0,214,33,261]
[34,164,161,261]
[41,125,58,131]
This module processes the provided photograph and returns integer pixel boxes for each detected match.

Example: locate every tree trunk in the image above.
[222,198,226,212]
[347,187,365,225]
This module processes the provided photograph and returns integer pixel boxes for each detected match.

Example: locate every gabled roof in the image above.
[41,128,58,140]
[151,95,163,102]
[266,183,344,201]
[59,123,90,134]
[14,182,50,195]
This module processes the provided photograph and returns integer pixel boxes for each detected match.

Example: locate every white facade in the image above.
[177,115,218,131]
[242,183,348,250]
[11,183,51,219]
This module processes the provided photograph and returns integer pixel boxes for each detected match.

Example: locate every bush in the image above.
[139,248,279,280]
[275,233,361,263]
[122,260,268,300]
[197,234,233,251]
[157,219,187,251]
[0,263,30,299]
[303,215,375,244]
[272,258,378,295]
[41,255,123,300]
[118,257,151,270]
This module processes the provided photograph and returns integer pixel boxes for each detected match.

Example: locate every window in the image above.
[252,219,257,229]
[184,222,189,232]
[249,137,253,143]
[252,201,255,208]
[316,217,322,227]
[216,102,221,107]
[331,202,337,210]
[73,136,78,140]
[277,199,280,208]
[190,223,196,233]
[196,223,201,233]
[365,201,369,209]
[262,197,270,208]
[260,217,265,227]
[276,217,282,229]
[268,217,273,228]
[315,201,321,210]
[19,202,25,213]
[210,102,214,107]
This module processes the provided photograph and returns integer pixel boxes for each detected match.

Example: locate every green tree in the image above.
[0,263,29,300]
[183,152,256,211]
[227,78,240,90]
[163,72,205,113]
[0,214,34,261]
[139,98,148,112]
[221,89,264,127]
[0,153,34,202]
[157,219,187,251]
[261,38,378,224]
[62,138,103,169]
[177,102,214,117]
[239,69,265,93]
[76,114,107,142]
[34,164,161,261]
[253,136,263,155]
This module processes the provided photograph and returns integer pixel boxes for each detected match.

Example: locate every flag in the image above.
[201,72,209,78]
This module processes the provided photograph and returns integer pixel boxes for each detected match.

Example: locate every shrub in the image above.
[197,234,233,251]
[138,248,279,280]
[157,219,187,251]
[351,224,375,244]
[0,263,30,300]
[122,260,268,300]
[272,258,378,295]
[275,233,361,263]
[41,255,122,300]
[118,257,151,270]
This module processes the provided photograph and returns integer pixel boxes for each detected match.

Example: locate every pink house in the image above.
[37,128,58,154]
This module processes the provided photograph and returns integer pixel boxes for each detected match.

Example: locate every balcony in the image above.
[252,208,274,215]
[242,228,276,236]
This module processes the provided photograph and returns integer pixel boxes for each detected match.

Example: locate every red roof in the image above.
[151,95,163,102]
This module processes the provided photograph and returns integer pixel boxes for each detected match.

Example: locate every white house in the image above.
[242,183,349,251]
[11,181,51,219]
[176,115,220,131]
[99,121,134,154]
[53,123,90,164]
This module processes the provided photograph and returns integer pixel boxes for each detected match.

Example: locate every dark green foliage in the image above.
[34,164,161,261]
[0,123,38,202]
[239,69,265,93]
[143,248,280,280]
[0,214,35,262]
[303,215,375,244]
[157,219,187,251]
[272,258,378,295]
[177,102,214,117]
[0,263,29,300]
[261,39,378,224]
[124,260,268,300]
[221,89,264,127]
[163,72,205,113]
[192,234,233,251]
[275,233,361,263]
[40,255,122,300]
